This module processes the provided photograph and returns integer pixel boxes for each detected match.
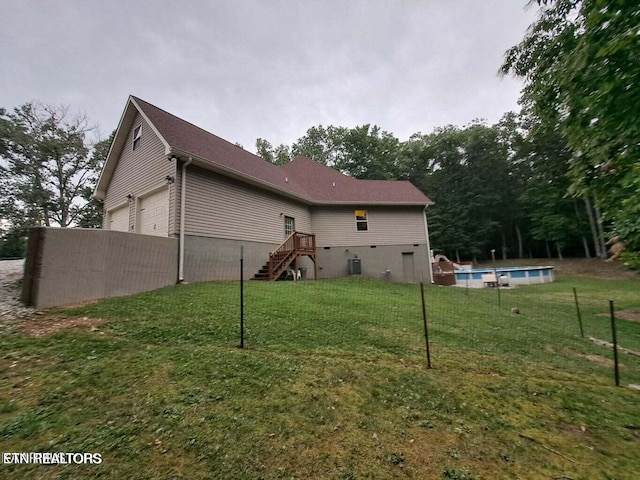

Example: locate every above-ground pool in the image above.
[454,265,554,288]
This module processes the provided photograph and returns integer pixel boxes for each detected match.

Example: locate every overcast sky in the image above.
[1,1,539,153]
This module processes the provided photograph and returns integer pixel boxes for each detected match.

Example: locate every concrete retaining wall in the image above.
[22,228,178,309]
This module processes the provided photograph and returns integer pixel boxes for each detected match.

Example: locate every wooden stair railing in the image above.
[267,232,316,281]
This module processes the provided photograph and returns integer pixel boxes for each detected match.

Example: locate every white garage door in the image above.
[109,205,129,232]
[139,188,169,236]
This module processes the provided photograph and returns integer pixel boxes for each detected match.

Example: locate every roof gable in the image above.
[94,97,170,199]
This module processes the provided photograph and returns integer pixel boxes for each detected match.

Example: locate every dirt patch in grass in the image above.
[582,354,618,367]
[547,259,639,280]
[18,314,108,337]
[567,349,621,368]
[597,309,640,323]
[556,420,588,437]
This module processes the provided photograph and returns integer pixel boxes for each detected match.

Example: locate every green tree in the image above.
[290,125,347,167]
[77,131,114,228]
[403,122,515,262]
[463,122,514,259]
[260,124,402,180]
[0,229,26,259]
[255,138,291,166]
[337,125,402,180]
[517,119,592,258]
[502,0,640,252]
[495,111,532,258]
[0,102,102,229]
[403,126,470,261]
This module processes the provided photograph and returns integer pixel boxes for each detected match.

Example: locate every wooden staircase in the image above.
[253,231,317,281]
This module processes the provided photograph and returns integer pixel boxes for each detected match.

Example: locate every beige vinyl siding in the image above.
[184,166,312,243]
[311,206,427,247]
[103,112,175,235]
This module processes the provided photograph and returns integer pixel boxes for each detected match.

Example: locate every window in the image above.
[284,216,295,236]
[133,125,142,150]
[355,210,368,231]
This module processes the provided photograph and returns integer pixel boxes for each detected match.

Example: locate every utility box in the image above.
[348,258,362,275]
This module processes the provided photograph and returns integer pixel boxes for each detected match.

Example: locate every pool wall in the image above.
[454,266,555,288]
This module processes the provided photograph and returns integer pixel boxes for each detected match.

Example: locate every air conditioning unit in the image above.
[348,258,362,275]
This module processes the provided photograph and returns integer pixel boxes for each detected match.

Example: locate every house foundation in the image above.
[315,244,431,283]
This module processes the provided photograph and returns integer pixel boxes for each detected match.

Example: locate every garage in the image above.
[138,188,169,237]
[108,205,129,232]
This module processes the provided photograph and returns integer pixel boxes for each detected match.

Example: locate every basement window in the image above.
[355,210,368,231]
[133,125,142,150]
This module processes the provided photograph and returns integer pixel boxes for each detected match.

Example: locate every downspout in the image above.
[179,157,193,283]
[423,206,434,284]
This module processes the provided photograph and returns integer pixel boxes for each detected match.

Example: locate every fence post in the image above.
[420,281,432,369]
[573,287,584,338]
[491,249,501,308]
[609,300,619,386]
[239,246,245,349]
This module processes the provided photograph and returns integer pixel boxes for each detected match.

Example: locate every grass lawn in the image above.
[1,275,639,479]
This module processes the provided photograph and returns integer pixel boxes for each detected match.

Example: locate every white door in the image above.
[284,216,295,237]
[139,188,169,236]
[109,205,129,232]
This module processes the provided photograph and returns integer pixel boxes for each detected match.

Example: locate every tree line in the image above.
[256,114,602,262]
[256,0,639,265]
[1,0,637,266]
